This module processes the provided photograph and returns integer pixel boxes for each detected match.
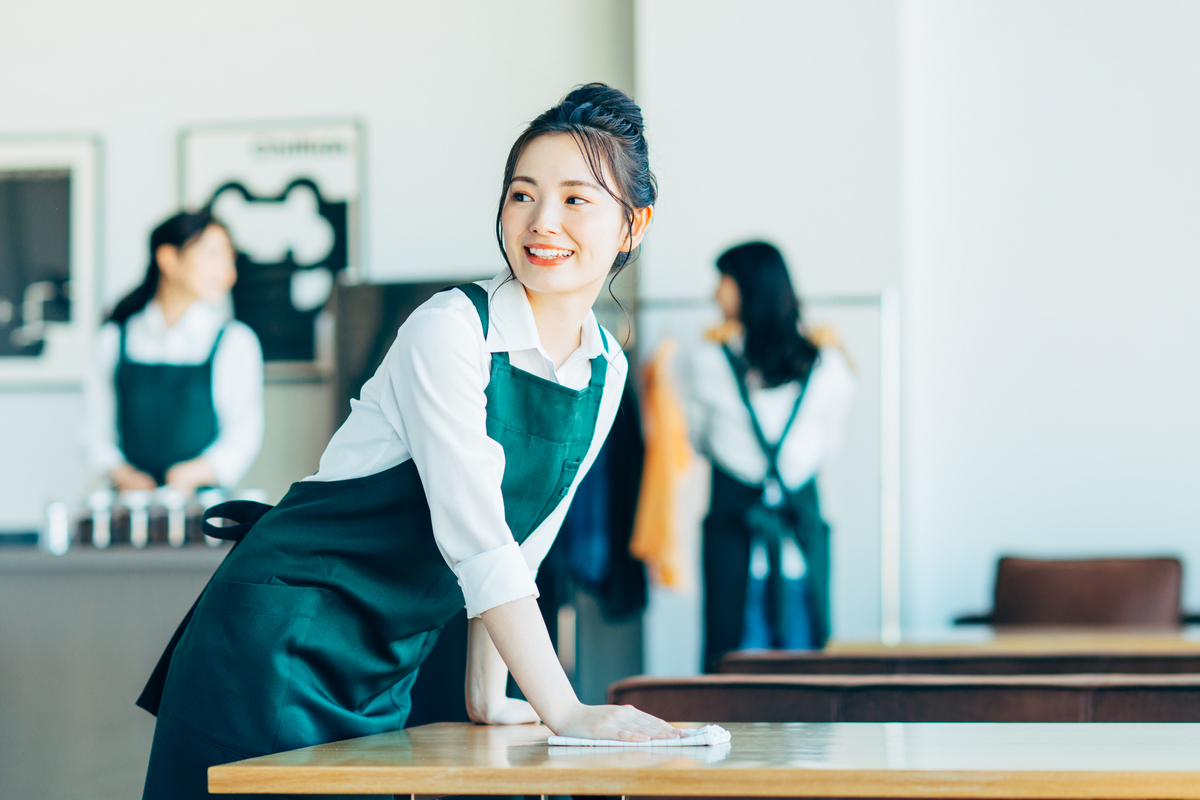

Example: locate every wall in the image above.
[0,0,634,527]
[636,0,901,302]
[634,0,902,669]
[900,0,1200,628]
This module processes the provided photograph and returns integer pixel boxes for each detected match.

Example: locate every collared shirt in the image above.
[684,337,855,491]
[82,300,265,487]
[308,272,628,618]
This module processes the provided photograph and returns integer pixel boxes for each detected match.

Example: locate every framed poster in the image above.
[0,136,101,386]
[179,120,364,375]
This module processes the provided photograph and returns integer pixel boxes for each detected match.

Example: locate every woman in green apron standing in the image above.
[83,210,264,495]
[139,83,681,800]
[686,242,855,672]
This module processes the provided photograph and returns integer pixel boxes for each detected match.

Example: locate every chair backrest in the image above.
[992,557,1182,626]
[609,674,1200,722]
[717,649,1200,675]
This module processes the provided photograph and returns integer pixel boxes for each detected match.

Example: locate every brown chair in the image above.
[954,556,1187,627]
[609,674,1200,722]
[717,649,1200,675]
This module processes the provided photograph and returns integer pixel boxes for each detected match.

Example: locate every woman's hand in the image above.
[109,464,157,492]
[549,701,683,742]
[164,457,218,496]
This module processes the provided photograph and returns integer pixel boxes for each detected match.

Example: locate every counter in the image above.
[0,547,226,800]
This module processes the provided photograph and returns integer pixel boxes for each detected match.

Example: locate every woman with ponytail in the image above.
[687,242,855,671]
[82,210,263,496]
[140,84,680,800]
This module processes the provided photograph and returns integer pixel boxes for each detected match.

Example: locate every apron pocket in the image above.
[160,578,325,757]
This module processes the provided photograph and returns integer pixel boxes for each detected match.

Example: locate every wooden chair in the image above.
[609,674,1200,722]
[954,556,1192,627]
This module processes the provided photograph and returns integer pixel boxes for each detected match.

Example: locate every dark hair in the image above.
[495,83,656,276]
[108,209,224,325]
[717,241,819,388]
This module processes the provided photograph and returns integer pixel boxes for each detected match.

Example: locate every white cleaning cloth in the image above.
[548,724,731,747]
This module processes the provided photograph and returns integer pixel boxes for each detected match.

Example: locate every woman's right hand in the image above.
[549,702,685,742]
[109,464,157,492]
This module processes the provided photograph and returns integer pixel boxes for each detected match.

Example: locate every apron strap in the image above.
[201,500,273,541]
[118,320,129,364]
[720,344,811,486]
[205,323,228,362]
[450,282,490,338]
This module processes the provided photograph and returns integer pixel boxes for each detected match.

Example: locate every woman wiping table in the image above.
[138,83,682,800]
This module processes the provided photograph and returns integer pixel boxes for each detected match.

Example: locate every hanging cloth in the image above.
[629,338,694,588]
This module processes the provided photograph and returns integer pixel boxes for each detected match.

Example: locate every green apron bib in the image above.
[140,283,608,800]
[116,321,225,485]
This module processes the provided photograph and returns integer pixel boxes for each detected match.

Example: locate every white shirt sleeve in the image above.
[379,305,539,618]
[80,322,125,476]
[201,322,265,487]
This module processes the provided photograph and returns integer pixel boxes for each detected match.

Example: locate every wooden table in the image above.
[210,721,1200,798]
[722,630,1200,675]
[826,627,1200,656]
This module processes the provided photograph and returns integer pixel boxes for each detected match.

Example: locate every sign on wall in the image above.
[179,120,364,369]
[0,136,100,385]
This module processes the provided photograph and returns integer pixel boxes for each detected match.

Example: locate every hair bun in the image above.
[563,83,644,136]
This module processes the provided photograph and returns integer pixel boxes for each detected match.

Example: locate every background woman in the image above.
[83,210,264,495]
[139,84,681,800]
[687,241,855,671]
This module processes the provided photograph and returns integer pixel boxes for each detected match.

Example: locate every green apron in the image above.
[116,321,225,485]
[140,283,608,800]
[702,346,831,671]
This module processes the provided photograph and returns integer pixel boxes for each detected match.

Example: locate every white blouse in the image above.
[308,272,628,618]
[82,300,265,488]
[685,337,855,491]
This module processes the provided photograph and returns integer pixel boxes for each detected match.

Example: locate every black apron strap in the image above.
[201,500,273,541]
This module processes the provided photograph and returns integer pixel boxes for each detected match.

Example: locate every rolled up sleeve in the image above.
[453,541,538,618]
[382,303,538,618]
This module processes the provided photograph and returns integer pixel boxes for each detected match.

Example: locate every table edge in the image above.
[208,766,1200,798]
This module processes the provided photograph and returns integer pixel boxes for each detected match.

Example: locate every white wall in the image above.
[0,0,633,528]
[636,0,901,301]
[900,0,1200,628]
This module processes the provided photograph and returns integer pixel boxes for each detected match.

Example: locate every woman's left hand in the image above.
[469,697,541,726]
[164,457,218,496]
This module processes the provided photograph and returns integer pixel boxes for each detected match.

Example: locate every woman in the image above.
[139,84,681,800]
[687,242,854,672]
[83,210,264,496]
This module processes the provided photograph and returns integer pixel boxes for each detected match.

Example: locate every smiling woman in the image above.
[139,84,681,800]
[496,84,656,366]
